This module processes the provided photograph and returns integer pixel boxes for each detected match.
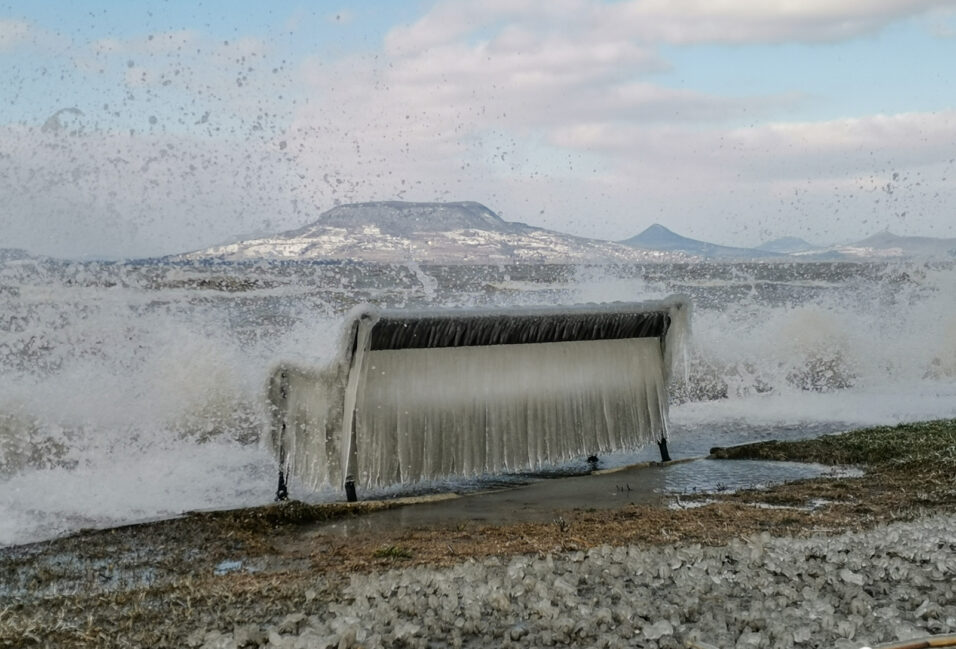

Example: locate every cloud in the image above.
[385,0,592,53]
[0,18,31,51]
[286,34,956,243]
[291,9,785,159]
[287,0,952,245]
[282,3,805,211]
[2,0,952,258]
[928,6,956,37]
[544,111,956,212]
[602,0,956,44]
[552,111,956,166]
[560,110,956,242]
[289,26,956,244]
[389,0,954,50]
[0,119,308,258]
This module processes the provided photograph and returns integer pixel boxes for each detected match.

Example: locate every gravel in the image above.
[193,514,955,649]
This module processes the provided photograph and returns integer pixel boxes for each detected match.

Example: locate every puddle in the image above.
[316,457,862,538]
[658,458,862,494]
[590,419,858,469]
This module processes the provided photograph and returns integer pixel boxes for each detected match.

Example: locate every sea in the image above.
[1,257,954,547]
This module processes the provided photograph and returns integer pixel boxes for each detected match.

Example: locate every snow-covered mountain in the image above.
[619,224,784,260]
[178,202,955,264]
[181,201,686,264]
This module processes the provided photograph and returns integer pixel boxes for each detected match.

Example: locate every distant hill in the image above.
[620,224,783,260]
[835,231,956,259]
[0,248,34,264]
[176,203,956,264]
[756,237,820,254]
[284,201,530,236]
[181,201,686,264]
[623,225,956,261]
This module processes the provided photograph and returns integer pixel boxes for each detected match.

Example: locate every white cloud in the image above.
[0,18,30,51]
[552,111,956,166]
[927,6,956,37]
[602,0,956,43]
[388,0,954,49]
[0,122,307,258]
[280,3,806,214]
[549,111,956,207]
[286,35,956,245]
[565,111,956,243]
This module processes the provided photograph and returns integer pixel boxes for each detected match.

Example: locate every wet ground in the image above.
[321,457,860,537]
[1,420,952,649]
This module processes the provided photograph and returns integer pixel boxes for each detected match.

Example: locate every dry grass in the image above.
[710,419,956,472]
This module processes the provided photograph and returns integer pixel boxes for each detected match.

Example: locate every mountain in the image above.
[177,203,956,264]
[836,231,956,259]
[620,224,783,260]
[623,225,956,261]
[756,237,820,254]
[181,201,686,264]
[284,201,527,236]
[0,248,35,264]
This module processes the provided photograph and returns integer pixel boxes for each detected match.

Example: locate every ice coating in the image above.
[200,514,956,648]
[270,298,688,492]
[357,339,666,486]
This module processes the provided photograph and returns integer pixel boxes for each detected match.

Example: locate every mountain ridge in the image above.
[756,236,820,254]
[834,231,956,259]
[162,202,956,264]
[180,201,685,264]
[286,201,534,237]
[620,224,785,260]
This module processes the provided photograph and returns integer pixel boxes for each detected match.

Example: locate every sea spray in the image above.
[1,258,954,546]
[571,261,956,401]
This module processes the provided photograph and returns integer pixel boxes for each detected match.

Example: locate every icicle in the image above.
[269,298,689,492]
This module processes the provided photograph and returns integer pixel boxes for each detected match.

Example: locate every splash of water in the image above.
[0,258,954,546]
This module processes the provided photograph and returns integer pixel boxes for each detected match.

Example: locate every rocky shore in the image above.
[2,420,954,649]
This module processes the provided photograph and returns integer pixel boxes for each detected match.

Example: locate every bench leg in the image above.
[658,438,672,463]
[276,469,289,502]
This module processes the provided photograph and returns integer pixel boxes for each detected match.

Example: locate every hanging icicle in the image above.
[269,298,690,494]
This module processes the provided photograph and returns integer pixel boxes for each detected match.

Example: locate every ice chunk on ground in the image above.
[196,514,955,649]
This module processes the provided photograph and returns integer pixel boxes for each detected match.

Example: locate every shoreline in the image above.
[2,420,954,648]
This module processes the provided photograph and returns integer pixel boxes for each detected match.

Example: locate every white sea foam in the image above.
[0,440,273,546]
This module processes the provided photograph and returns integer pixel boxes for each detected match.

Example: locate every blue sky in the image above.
[654,19,955,121]
[1,0,955,258]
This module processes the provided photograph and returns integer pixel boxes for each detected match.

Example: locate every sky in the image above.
[1,0,955,259]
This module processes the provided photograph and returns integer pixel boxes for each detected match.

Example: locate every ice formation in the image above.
[196,514,956,649]
[269,299,689,492]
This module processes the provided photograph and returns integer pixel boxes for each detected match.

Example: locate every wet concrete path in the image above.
[317,456,860,537]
